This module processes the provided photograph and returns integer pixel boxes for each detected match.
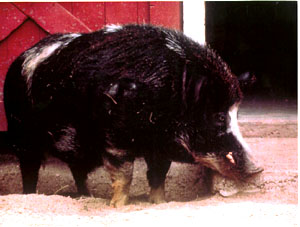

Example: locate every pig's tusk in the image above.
[226,152,235,165]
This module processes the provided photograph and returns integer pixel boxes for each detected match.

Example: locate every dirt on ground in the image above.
[0,106,298,226]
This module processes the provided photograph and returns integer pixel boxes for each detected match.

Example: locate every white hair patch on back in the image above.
[104,24,123,33]
[22,43,61,86]
[61,33,82,46]
[22,33,81,92]
[227,103,252,153]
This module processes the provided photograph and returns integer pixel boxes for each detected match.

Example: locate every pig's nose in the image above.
[244,155,264,177]
[246,162,264,175]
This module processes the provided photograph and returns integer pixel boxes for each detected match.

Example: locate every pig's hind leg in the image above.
[18,153,42,194]
[9,130,44,194]
[12,134,44,194]
[145,156,171,204]
[69,163,93,196]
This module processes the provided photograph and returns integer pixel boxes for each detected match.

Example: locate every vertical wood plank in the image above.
[105,2,138,25]
[150,1,182,30]
[71,2,105,30]
[137,2,150,24]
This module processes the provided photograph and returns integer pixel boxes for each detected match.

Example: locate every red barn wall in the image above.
[0,2,182,131]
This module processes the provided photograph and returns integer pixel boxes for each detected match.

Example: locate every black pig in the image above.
[4,24,263,207]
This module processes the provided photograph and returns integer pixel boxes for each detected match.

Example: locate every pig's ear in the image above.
[238,71,256,89]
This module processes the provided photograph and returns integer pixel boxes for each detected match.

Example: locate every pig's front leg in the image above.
[104,151,134,207]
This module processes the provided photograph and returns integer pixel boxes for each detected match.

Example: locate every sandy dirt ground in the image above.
[0,100,298,226]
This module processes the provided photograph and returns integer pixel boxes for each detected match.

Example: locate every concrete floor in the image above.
[239,97,297,122]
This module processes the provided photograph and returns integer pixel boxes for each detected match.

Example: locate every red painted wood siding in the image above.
[0,2,182,131]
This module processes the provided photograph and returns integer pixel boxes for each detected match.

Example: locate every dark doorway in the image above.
[205,2,297,99]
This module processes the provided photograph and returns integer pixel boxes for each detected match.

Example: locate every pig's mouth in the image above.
[195,152,264,181]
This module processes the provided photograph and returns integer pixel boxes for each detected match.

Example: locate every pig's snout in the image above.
[242,153,264,178]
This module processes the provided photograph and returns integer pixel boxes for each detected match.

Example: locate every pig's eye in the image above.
[217,113,226,122]
[219,115,225,122]
[212,113,226,127]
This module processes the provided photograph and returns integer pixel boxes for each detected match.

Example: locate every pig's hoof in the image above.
[110,199,127,208]
[110,195,129,208]
[149,187,166,204]
[149,196,166,204]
